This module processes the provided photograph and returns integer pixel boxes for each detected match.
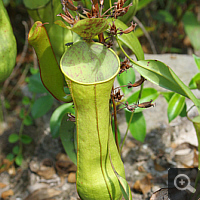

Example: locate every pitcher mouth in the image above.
[60,41,120,85]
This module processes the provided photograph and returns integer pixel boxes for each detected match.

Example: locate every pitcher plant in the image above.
[27,0,200,199]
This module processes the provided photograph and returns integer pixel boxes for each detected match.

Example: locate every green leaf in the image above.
[192,116,200,153]
[167,93,185,122]
[116,173,132,200]
[161,91,174,102]
[153,10,175,25]
[31,95,54,119]
[193,54,200,71]
[21,134,32,144]
[117,67,135,94]
[183,12,200,51]
[12,145,19,155]
[179,102,187,118]
[189,73,200,89]
[107,19,144,60]
[131,60,200,114]
[28,73,49,94]
[4,99,11,109]
[134,26,155,38]
[131,60,191,98]
[6,153,14,161]
[50,103,74,138]
[118,0,138,23]
[19,108,25,119]
[8,133,19,143]
[125,112,146,142]
[23,115,33,126]
[30,67,39,75]
[23,0,50,9]
[59,114,77,165]
[126,88,159,113]
[15,154,23,166]
[137,0,154,10]
[22,96,30,105]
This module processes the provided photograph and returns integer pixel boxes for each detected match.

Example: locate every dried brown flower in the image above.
[119,22,137,35]
[127,76,146,88]
[119,57,132,74]
[112,89,123,101]
[137,100,155,108]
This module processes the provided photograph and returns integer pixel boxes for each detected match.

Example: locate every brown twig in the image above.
[7,64,30,100]
[133,16,157,54]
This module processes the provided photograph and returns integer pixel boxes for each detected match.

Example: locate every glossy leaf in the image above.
[179,102,187,118]
[8,133,19,143]
[59,113,77,165]
[31,95,54,119]
[117,67,135,94]
[50,103,74,138]
[189,73,200,89]
[126,88,158,113]
[167,93,185,122]
[193,54,200,71]
[116,173,132,200]
[107,19,144,60]
[21,134,32,144]
[162,91,187,117]
[125,112,146,142]
[161,91,174,102]
[131,59,196,100]
[183,11,200,51]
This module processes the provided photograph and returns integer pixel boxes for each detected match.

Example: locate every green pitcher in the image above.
[60,41,125,200]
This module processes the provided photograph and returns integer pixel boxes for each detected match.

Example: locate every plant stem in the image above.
[109,0,112,8]
[120,110,134,154]
[116,36,138,65]
[17,93,35,156]
[137,82,144,104]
